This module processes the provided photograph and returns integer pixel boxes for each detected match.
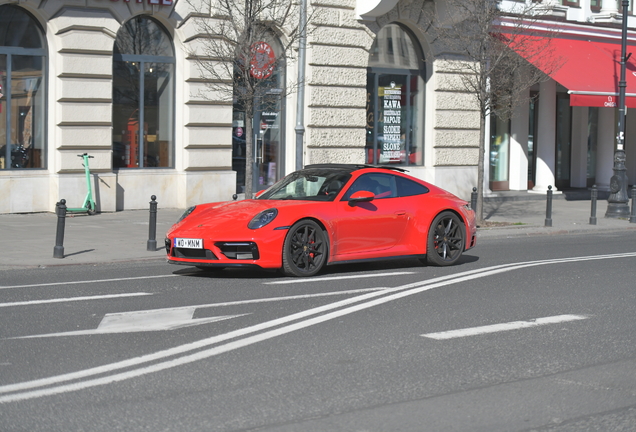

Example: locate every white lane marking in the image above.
[263,271,415,285]
[0,293,153,308]
[15,311,248,338]
[2,252,636,403]
[0,274,178,290]
[421,314,589,340]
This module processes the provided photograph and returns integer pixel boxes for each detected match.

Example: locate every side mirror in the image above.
[348,190,375,206]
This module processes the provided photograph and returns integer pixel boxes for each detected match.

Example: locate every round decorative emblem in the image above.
[250,42,276,80]
[610,175,621,193]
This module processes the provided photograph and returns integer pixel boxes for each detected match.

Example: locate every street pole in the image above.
[606,0,631,218]
[294,0,307,171]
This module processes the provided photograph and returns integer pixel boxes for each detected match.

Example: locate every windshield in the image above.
[258,169,352,201]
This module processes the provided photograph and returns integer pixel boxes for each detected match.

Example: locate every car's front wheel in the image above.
[426,211,465,266]
[282,220,328,277]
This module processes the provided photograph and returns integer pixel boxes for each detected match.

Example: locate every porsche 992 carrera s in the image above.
[166,164,476,277]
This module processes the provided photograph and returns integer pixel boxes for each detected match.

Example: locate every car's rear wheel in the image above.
[282,220,328,277]
[426,211,465,266]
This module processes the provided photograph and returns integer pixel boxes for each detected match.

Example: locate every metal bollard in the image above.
[630,186,636,224]
[590,185,597,225]
[147,195,158,251]
[471,187,477,211]
[545,185,553,227]
[53,199,67,258]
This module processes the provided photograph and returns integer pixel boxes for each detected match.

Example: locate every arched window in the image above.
[232,35,286,193]
[366,24,425,166]
[112,17,175,168]
[0,5,47,169]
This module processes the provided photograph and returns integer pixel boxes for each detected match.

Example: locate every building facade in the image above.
[1,0,635,214]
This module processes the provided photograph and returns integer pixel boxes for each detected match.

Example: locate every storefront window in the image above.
[0,5,46,170]
[112,17,174,168]
[366,24,425,166]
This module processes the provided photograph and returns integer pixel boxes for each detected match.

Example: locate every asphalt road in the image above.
[1,232,636,432]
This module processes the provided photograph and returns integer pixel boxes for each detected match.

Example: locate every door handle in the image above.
[395,211,406,216]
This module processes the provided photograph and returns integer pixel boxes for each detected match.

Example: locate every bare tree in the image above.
[429,0,562,223]
[186,0,310,199]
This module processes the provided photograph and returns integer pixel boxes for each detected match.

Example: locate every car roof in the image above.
[303,164,408,173]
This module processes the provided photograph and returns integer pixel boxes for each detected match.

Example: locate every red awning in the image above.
[511,36,636,108]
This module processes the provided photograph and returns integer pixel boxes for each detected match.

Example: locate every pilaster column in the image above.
[510,94,529,191]
[533,80,557,192]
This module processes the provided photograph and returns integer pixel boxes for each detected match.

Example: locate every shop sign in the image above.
[235,127,243,137]
[260,111,279,130]
[250,42,276,80]
[604,96,617,108]
[379,81,404,163]
[110,0,174,5]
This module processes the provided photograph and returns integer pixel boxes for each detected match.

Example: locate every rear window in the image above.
[396,176,429,197]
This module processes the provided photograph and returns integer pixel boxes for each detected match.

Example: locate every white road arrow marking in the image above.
[13,309,248,338]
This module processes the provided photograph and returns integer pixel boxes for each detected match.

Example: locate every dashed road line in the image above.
[0,292,153,308]
[0,274,178,290]
[421,314,589,340]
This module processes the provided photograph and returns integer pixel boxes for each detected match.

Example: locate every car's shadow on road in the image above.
[172,254,479,280]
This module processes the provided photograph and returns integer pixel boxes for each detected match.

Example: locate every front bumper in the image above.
[165,232,286,269]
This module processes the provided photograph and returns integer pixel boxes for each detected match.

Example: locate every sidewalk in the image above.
[479,197,636,239]
[1,198,635,270]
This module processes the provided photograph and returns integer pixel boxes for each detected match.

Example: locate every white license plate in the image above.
[174,238,203,249]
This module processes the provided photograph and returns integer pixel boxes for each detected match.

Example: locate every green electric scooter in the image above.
[67,153,97,215]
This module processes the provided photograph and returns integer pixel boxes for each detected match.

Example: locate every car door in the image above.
[331,173,409,257]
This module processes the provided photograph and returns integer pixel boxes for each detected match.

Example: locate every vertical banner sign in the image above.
[380,81,403,163]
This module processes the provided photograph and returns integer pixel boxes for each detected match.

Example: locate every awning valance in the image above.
[510,36,636,108]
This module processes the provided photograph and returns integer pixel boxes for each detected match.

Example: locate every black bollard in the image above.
[147,195,158,251]
[630,186,636,224]
[53,199,67,258]
[590,185,597,225]
[471,187,477,211]
[545,185,553,227]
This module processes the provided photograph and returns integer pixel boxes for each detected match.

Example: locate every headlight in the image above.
[248,208,278,229]
[176,206,196,223]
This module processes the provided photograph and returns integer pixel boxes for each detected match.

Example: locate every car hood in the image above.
[168,199,324,235]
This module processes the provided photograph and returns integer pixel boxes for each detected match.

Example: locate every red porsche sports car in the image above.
[166,164,477,277]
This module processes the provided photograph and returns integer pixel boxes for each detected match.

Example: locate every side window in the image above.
[342,173,397,200]
[396,176,429,197]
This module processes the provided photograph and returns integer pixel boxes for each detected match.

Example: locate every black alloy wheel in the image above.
[282,220,328,277]
[426,211,465,266]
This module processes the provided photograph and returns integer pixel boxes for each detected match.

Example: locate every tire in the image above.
[87,202,96,216]
[282,220,328,277]
[426,211,465,266]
